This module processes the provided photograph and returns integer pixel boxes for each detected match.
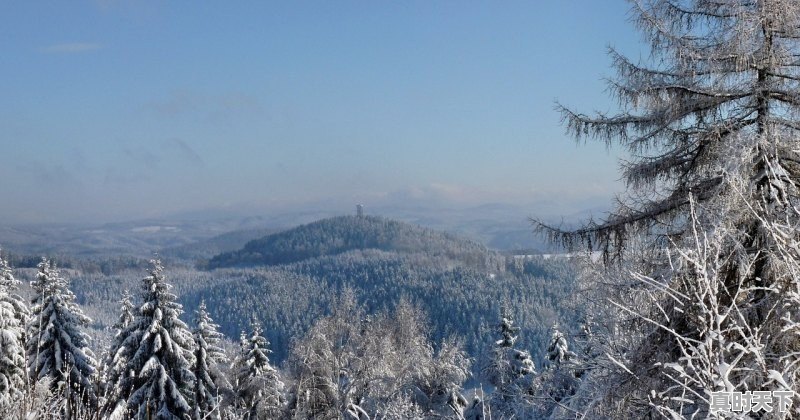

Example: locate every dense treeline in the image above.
[0,215,586,418]
[55,251,578,377]
[0,212,610,420]
[7,253,154,275]
[191,215,575,369]
[161,228,278,261]
[0,253,584,419]
[55,253,577,373]
[197,251,577,369]
[208,216,496,270]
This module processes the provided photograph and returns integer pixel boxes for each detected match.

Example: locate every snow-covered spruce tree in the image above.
[482,309,536,415]
[545,324,576,370]
[102,259,195,419]
[26,258,97,415]
[100,290,135,395]
[534,0,800,416]
[232,317,283,419]
[533,323,581,418]
[0,252,28,409]
[113,289,135,333]
[192,300,231,420]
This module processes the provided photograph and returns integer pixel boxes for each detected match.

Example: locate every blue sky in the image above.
[0,1,642,224]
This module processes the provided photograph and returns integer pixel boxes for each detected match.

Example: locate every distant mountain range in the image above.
[0,202,609,259]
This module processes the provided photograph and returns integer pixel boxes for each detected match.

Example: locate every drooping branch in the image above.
[540,0,800,259]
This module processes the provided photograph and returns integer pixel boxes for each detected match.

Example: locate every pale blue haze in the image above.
[0,1,641,223]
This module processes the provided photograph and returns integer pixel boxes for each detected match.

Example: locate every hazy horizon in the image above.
[1,1,641,225]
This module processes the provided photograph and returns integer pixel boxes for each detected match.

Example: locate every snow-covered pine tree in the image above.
[534,324,581,418]
[26,258,97,414]
[192,300,230,420]
[0,251,28,409]
[102,259,195,419]
[545,324,575,369]
[233,317,283,419]
[99,290,135,409]
[486,309,536,388]
[483,309,536,414]
[113,289,135,333]
[534,0,800,416]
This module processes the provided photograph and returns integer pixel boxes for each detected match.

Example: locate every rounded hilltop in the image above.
[207,215,490,269]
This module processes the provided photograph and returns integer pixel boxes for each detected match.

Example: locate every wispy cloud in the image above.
[385,183,516,205]
[122,146,161,170]
[376,182,615,215]
[164,137,204,167]
[145,90,263,120]
[15,160,80,188]
[41,43,102,54]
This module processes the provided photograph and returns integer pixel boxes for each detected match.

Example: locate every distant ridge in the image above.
[207,215,489,269]
[160,227,279,260]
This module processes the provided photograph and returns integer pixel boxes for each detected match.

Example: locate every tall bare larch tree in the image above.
[536,0,800,416]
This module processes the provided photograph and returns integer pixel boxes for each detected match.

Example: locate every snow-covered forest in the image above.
[0,251,587,419]
[4,0,800,418]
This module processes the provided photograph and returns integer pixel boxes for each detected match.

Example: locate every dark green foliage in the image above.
[47,216,581,385]
[187,253,579,379]
[208,216,494,269]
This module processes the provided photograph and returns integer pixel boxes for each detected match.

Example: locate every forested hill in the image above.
[207,215,492,269]
[36,213,580,382]
[185,214,579,371]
